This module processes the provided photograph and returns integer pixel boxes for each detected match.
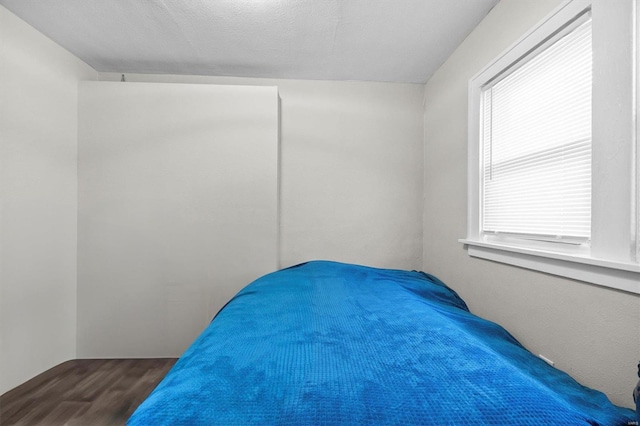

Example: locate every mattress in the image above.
[128,261,635,425]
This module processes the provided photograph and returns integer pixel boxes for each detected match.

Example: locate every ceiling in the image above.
[0,0,499,84]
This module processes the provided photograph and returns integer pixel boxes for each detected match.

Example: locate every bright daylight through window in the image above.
[481,15,592,244]
[462,0,639,294]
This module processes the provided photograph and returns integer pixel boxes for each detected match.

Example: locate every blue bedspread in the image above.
[128,261,635,425]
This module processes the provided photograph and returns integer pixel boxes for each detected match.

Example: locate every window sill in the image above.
[458,239,640,294]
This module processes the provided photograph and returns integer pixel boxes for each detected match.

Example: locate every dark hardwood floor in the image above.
[0,358,177,426]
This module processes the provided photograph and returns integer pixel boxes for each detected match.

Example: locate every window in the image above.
[462,0,639,294]
[482,14,592,245]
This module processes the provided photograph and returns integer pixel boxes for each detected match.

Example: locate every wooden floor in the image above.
[0,358,177,426]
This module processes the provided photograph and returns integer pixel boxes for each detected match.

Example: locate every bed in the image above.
[128,261,636,425]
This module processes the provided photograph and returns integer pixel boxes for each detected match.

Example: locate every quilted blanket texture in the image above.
[128,261,635,425]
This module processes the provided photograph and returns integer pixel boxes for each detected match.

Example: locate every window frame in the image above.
[461,0,640,294]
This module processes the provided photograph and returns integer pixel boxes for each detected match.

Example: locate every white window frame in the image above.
[461,0,640,295]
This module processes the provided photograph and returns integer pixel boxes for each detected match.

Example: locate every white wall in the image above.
[422,0,640,408]
[0,20,423,389]
[77,82,279,358]
[0,5,97,395]
[99,73,425,271]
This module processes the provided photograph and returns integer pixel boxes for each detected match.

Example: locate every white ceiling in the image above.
[0,0,499,84]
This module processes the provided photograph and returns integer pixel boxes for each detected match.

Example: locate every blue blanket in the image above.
[128,261,635,425]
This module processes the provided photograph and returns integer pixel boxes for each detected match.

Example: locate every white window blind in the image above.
[481,16,592,242]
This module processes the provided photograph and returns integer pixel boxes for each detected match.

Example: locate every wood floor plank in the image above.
[37,401,91,426]
[0,358,177,426]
